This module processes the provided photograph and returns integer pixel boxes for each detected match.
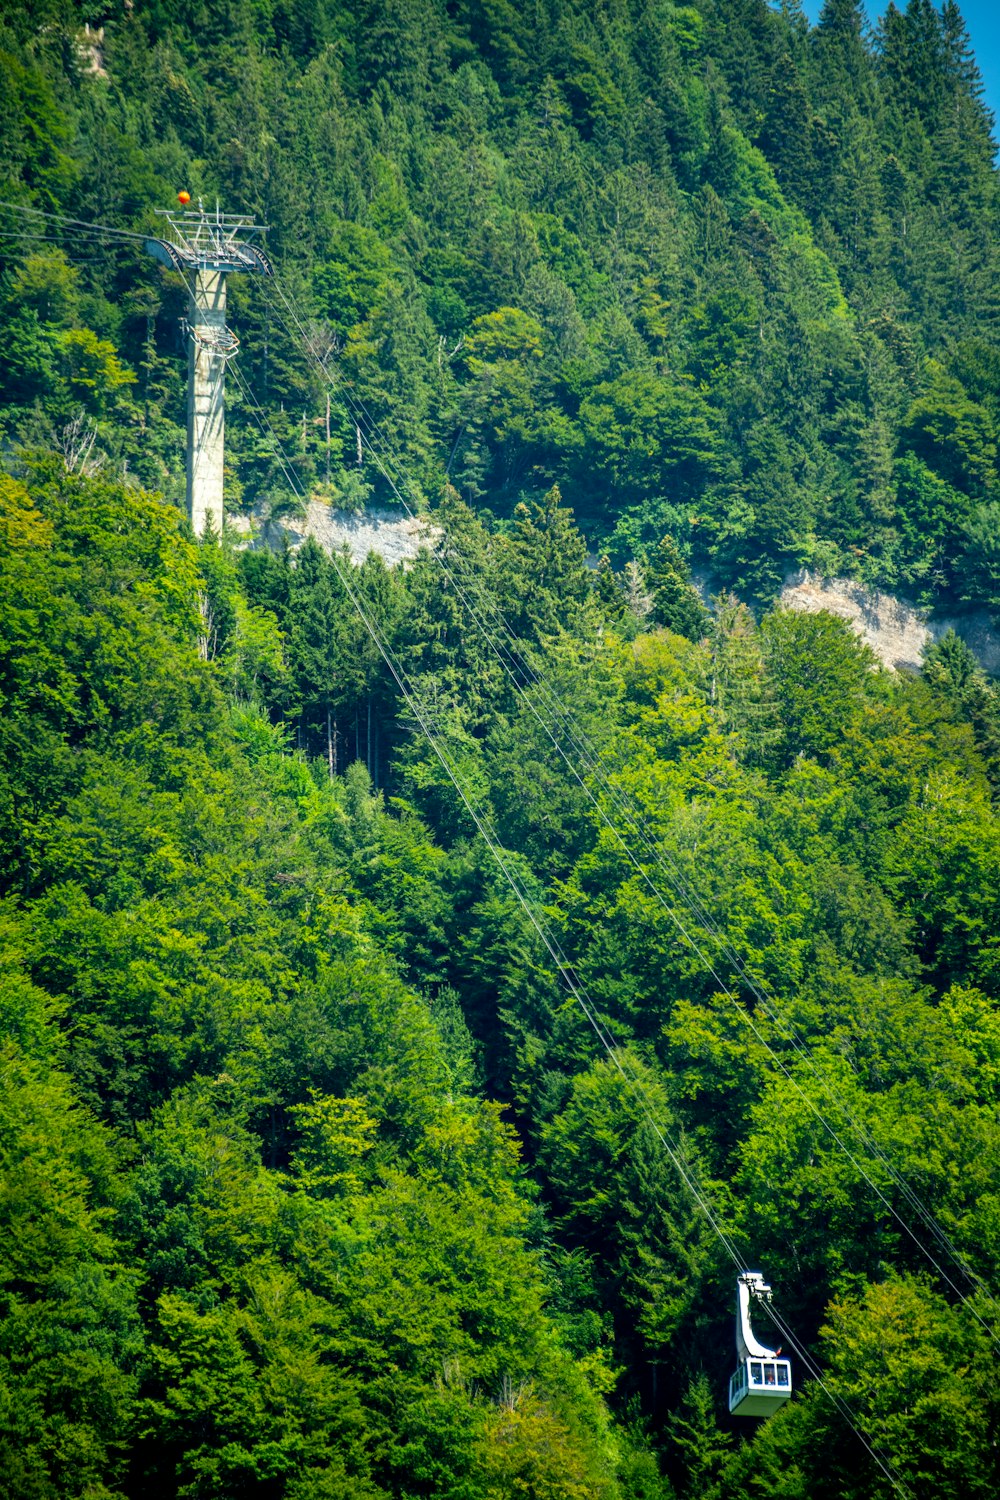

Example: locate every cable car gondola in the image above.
[728,1271,792,1417]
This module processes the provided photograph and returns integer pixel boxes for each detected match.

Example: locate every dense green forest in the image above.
[4,1,1000,1497]
[3,0,1000,604]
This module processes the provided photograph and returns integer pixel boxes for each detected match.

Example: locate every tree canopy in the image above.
[2,3,1000,1497]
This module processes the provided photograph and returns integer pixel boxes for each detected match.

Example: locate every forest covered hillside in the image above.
[4,2,1000,1498]
[3,0,1000,606]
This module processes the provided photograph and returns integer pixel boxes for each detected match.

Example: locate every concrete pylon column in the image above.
[146,205,270,529]
[187,268,227,536]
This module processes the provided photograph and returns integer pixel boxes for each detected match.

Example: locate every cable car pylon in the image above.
[145,195,272,536]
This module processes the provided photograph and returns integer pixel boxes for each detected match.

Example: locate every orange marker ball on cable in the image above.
[177,190,191,205]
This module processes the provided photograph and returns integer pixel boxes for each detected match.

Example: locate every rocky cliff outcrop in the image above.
[780,570,1000,675]
[245,501,439,567]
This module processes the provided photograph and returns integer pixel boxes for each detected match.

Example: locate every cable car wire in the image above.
[0,197,966,1479]
[0,200,151,244]
[271,270,992,1310]
[263,274,994,1268]
[228,357,737,1253]
[0,192,965,1482]
[227,353,916,1498]
[258,275,999,1344]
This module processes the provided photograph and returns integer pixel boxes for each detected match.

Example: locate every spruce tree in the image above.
[647,535,708,641]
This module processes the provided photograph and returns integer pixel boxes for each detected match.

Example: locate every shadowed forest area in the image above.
[4,2,1000,1497]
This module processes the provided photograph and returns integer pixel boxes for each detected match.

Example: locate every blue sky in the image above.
[799,1,1000,136]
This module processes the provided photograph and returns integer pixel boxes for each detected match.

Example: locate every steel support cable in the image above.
[414,602,995,1312]
[0,193,925,1280]
[257,291,913,1074]
[0,203,891,1263]
[260,276,996,1331]
[228,354,915,1499]
[0,224,142,256]
[231,357,882,1443]
[230,354,917,1500]
[261,276,993,1308]
[0,238,108,266]
[759,1298,910,1495]
[0,209,873,1444]
[234,364,916,1488]
[0,200,150,243]
[0,194,935,1491]
[228,357,740,1248]
[266,270,992,1310]
[427,642,995,1317]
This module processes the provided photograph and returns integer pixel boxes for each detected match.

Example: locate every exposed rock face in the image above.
[266,501,439,567]
[780,570,1000,675]
[250,511,1000,677]
[77,24,107,77]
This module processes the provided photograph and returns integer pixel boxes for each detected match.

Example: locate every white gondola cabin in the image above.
[728,1271,792,1417]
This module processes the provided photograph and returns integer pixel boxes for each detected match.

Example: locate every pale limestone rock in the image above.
[779,569,1000,675]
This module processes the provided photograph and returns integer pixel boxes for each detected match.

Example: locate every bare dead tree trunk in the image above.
[327,710,334,782]
[196,590,212,661]
[59,412,105,476]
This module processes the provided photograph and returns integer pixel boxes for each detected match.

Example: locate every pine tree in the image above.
[707,592,781,764]
[647,535,708,640]
[808,0,889,293]
[593,553,626,624]
[668,1372,732,1498]
[923,629,1000,788]
[936,0,997,221]
[759,47,815,205]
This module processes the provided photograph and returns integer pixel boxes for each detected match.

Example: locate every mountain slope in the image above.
[1,0,998,607]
